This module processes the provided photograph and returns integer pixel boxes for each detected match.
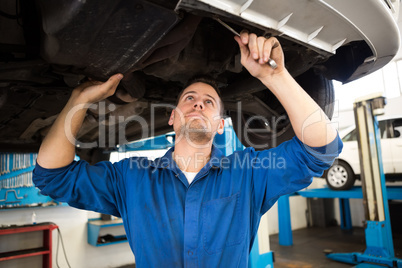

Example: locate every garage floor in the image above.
[117,226,402,268]
[270,226,402,268]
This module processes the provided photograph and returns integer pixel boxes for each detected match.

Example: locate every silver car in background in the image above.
[324,115,402,190]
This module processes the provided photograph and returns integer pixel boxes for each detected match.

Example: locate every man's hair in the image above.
[175,75,224,117]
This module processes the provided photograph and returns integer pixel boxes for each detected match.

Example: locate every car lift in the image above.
[324,93,402,267]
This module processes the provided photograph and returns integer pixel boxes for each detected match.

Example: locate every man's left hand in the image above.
[234,32,285,81]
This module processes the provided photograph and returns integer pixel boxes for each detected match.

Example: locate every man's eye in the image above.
[186,96,193,100]
[206,100,213,104]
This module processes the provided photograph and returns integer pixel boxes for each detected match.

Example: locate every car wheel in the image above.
[325,161,356,190]
[230,69,334,150]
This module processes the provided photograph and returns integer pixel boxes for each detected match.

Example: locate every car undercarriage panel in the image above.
[37,0,181,80]
[177,0,400,82]
[0,0,400,153]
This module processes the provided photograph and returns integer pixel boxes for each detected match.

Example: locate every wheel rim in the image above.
[327,165,348,188]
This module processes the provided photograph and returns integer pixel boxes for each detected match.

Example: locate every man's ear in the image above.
[217,118,225,134]
[168,110,175,126]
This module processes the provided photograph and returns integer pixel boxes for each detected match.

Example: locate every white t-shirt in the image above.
[172,152,199,184]
[182,170,198,185]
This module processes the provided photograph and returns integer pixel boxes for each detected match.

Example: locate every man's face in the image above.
[168,82,224,145]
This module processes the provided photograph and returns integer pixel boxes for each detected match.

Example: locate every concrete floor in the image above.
[270,226,402,268]
[117,226,402,268]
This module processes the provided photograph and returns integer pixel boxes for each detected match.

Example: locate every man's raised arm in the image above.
[36,74,123,168]
[235,32,337,147]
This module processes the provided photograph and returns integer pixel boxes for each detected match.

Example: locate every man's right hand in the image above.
[37,73,123,168]
[72,73,123,105]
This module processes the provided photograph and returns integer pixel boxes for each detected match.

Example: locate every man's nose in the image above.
[193,101,204,110]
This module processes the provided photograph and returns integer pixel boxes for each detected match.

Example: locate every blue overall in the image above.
[33,135,342,267]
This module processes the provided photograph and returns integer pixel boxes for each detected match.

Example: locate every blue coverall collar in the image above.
[150,144,224,172]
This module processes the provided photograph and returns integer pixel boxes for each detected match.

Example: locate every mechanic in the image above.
[33,32,342,267]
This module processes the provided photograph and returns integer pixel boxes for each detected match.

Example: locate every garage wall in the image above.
[0,150,168,268]
[265,196,309,235]
[335,95,402,130]
[307,178,366,228]
[333,59,402,130]
[0,207,135,268]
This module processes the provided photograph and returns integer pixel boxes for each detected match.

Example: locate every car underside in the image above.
[0,0,399,161]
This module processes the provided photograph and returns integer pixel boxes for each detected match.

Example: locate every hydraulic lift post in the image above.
[327,93,402,267]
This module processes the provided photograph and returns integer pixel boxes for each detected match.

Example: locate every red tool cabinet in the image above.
[0,223,58,268]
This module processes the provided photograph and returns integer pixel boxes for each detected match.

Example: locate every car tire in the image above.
[324,160,356,190]
[230,69,334,150]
